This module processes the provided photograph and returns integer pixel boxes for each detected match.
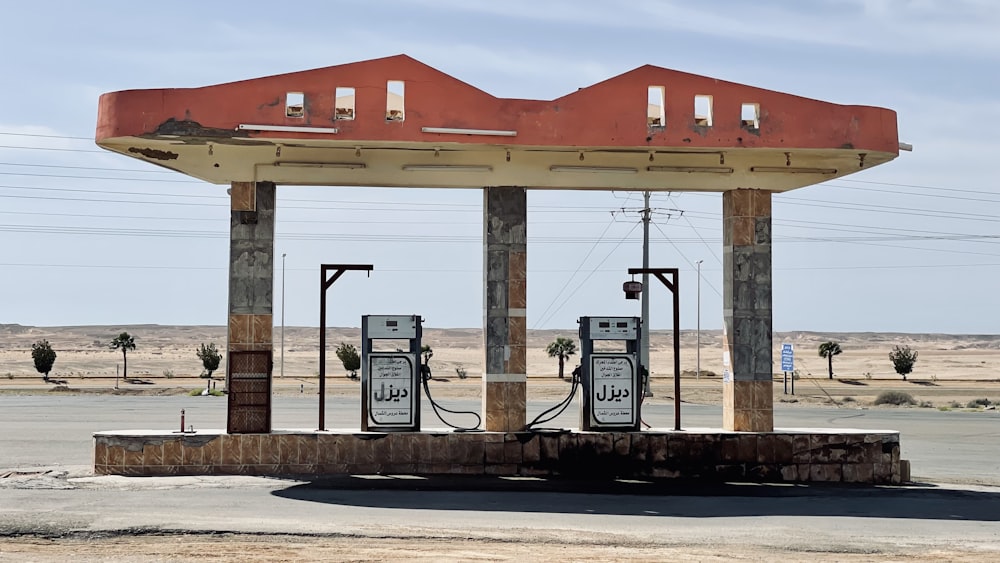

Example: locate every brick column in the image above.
[227,181,276,433]
[722,189,773,432]
[483,187,527,432]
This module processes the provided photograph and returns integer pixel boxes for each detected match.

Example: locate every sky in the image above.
[0,0,998,334]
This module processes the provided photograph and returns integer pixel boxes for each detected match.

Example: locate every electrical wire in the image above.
[534,221,642,328]
[665,193,723,266]
[0,131,92,140]
[532,214,617,329]
[3,132,999,199]
[0,161,173,173]
[651,220,723,298]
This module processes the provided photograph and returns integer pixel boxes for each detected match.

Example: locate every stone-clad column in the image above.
[227,181,275,434]
[722,189,773,432]
[483,187,527,432]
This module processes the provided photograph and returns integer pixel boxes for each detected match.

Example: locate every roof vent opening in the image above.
[286,92,305,118]
[647,86,666,128]
[335,87,355,120]
[694,95,713,127]
[386,80,405,122]
[741,103,760,129]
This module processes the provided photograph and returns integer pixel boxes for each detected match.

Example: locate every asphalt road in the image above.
[1,394,997,484]
[2,394,999,558]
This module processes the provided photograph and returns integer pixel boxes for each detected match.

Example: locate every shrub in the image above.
[966,398,991,408]
[842,396,855,403]
[196,343,222,378]
[455,366,468,379]
[31,340,57,381]
[873,391,916,406]
[335,343,361,379]
[889,345,917,381]
[919,400,934,408]
[163,369,174,379]
[948,400,962,408]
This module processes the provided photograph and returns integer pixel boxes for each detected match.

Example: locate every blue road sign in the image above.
[781,343,794,372]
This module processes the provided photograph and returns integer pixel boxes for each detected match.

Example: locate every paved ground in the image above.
[2,393,999,560]
[3,393,998,484]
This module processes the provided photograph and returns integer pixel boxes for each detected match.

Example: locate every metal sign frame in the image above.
[318,263,372,431]
[627,267,682,431]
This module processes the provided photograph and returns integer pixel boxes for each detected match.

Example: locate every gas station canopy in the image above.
[95,55,900,191]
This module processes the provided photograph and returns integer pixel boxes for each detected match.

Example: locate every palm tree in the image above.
[818,341,842,380]
[546,337,577,379]
[110,332,136,384]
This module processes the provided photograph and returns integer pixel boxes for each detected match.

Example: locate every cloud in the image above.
[401,0,1000,59]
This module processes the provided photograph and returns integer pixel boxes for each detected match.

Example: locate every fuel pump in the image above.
[361,315,422,431]
[579,316,643,431]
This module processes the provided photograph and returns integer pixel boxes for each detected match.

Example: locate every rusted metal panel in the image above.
[227,350,272,434]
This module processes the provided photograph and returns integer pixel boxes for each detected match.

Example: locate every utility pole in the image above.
[641,191,652,397]
[281,253,286,379]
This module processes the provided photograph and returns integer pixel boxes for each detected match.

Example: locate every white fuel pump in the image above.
[361,315,422,431]
[579,316,644,431]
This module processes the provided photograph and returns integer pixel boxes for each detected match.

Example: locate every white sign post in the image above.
[590,354,636,426]
[367,353,417,427]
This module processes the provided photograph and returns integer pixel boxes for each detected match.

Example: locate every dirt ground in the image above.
[2,324,999,384]
[0,532,994,562]
[1,323,998,410]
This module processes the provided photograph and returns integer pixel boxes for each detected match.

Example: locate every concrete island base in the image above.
[93,428,906,485]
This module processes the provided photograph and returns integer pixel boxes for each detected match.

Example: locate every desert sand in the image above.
[1,324,998,407]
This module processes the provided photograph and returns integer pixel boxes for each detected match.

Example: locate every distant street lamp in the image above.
[696,260,703,380]
[281,253,286,379]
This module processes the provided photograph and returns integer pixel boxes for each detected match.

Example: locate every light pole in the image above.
[696,260,703,380]
[281,253,286,379]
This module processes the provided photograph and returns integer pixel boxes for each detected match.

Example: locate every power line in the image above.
[532,214,618,329]
[824,182,1000,204]
[0,171,196,183]
[836,178,998,197]
[0,161,174,174]
[2,134,998,201]
[0,131,92,140]
[664,193,723,267]
[3,261,999,273]
[650,220,722,298]
[0,144,106,154]
[534,221,642,328]
[775,195,1000,222]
